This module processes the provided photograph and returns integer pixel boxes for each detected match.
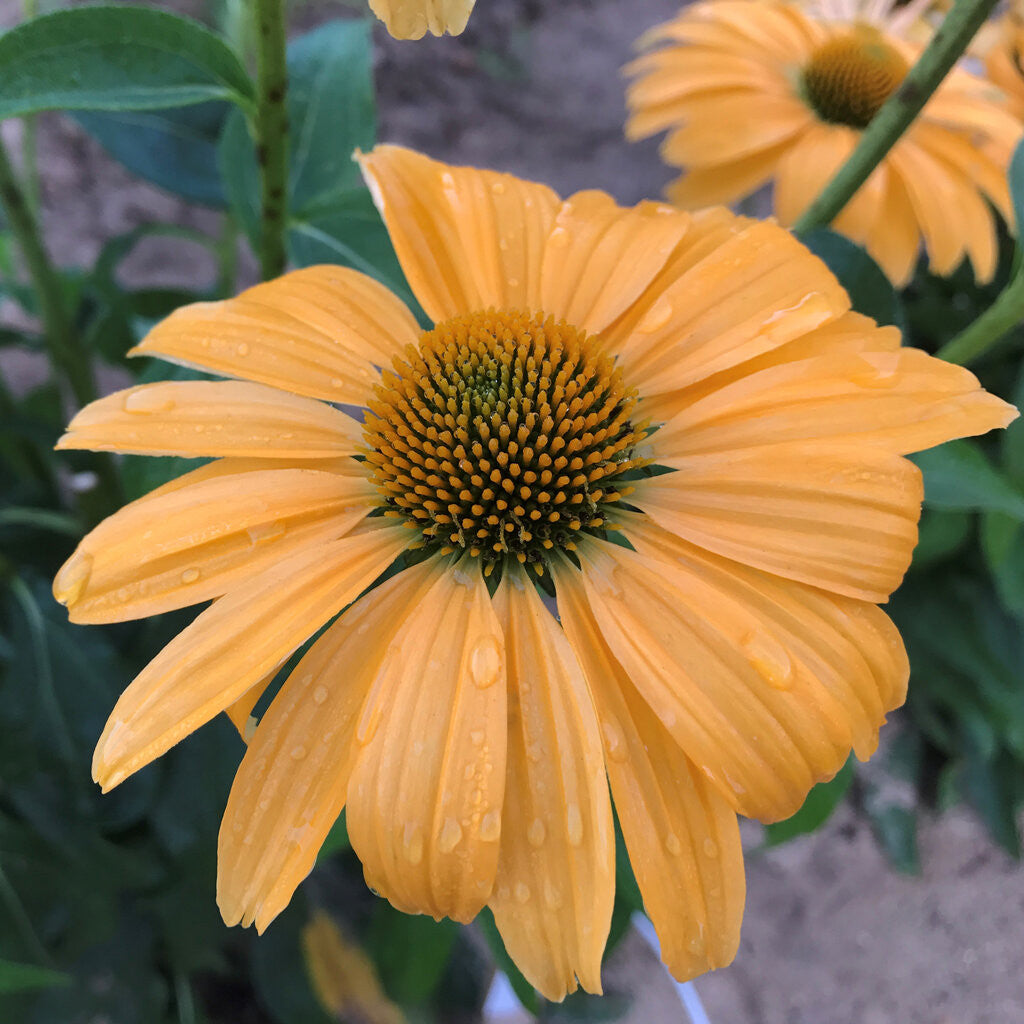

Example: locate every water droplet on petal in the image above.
[403,822,424,865]
[181,568,201,584]
[54,552,93,606]
[566,803,583,846]
[123,389,175,414]
[491,180,506,195]
[741,630,794,690]
[703,838,719,858]
[470,729,485,746]
[236,342,250,357]
[470,635,502,689]
[312,685,328,705]
[290,744,307,760]
[638,297,672,334]
[601,717,628,762]
[438,817,463,853]
[514,882,531,904]
[527,818,546,847]
[544,881,563,909]
[665,832,683,856]
[247,520,286,545]
[479,809,501,843]
[548,225,570,248]
[356,701,382,745]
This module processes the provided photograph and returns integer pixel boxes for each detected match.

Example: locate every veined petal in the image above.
[553,561,744,980]
[634,441,922,602]
[131,266,418,404]
[488,571,614,1002]
[664,140,792,209]
[57,381,363,459]
[358,145,560,322]
[538,191,690,336]
[865,168,922,287]
[604,215,848,396]
[368,0,475,39]
[218,557,440,932]
[92,525,408,791]
[224,668,276,743]
[578,525,907,822]
[55,462,377,623]
[346,559,507,923]
[649,346,1017,461]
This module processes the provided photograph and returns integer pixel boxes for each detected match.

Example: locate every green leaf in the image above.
[316,811,350,861]
[0,959,68,994]
[911,508,972,569]
[802,229,903,328]
[1009,137,1024,239]
[980,511,1024,617]
[764,759,853,845]
[867,804,920,874]
[73,103,229,206]
[913,440,1024,519]
[366,905,459,1006]
[0,6,254,120]
[1000,362,1024,486]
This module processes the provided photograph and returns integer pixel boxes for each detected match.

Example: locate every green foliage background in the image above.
[0,2,1021,1021]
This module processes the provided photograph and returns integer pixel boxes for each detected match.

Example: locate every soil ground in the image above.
[2,1,1023,1021]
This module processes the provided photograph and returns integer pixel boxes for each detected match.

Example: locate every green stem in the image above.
[0,138,94,409]
[936,263,1024,364]
[21,0,40,217]
[253,0,289,280]
[793,0,999,234]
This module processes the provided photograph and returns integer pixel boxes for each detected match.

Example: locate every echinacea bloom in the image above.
[625,0,1022,285]
[985,11,1024,122]
[54,145,1015,999]
[368,0,474,39]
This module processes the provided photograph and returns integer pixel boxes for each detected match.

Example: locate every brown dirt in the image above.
[2,1,1023,1021]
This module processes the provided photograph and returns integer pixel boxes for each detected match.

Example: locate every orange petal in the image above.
[358,145,560,322]
[649,345,1018,461]
[218,557,440,931]
[345,559,507,923]
[865,167,922,287]
[368,0,474,38]
[54,462,376,623]
[224,668,275,743]
[488,571,614,1001]
[131,266,418,404]
[538,191,690,335]
[57,381,363,459]
[92,525,408,791]
[553,561,744,980]
[664,139,792,209]
[635,441,922,602]
[578,525,907,822]
[604,216,848,396]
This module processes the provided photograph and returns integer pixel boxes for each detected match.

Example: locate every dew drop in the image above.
[665,832,682,856]
[703,838,719,858]
[527,818,546,848]
[638,297,672,334]
[548,226,570,248]
[526,743,542,764]
[566,803,583,847]
[601,717,628,762]
[290,744,307,760]
[438,817,463,853]
[247,520,286,545]
[330,377,345,389]
[236,342,250,357]
[312,685,328,705]
[514,882,531,904]
[480,809,501,843]
[741,630,794,690]
[356,702,382,745]
[181,567,201,584]
[470,729,485,746]
[403,822,424,865]
[54,552,93,606]
[491,180,506,195]
[544,881,564,910]
[123,389,175,414]
[470,635,502,689]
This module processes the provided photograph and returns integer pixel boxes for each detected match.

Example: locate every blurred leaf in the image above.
[1009,137,1024,238]
[365,904,458,1006]
[959,742,1022,858]
[606,823,643,954]
[911,508,972,570]
[765,760,853,845]
[1001,362,1024,485]
[217,107,260,247]
[0,960,68,994]
[0,6,254,119]
[317,811,350,861]
[980,511,1024,616]
[867,804,920,874]
[477,909,538,1015]
[913,440,1024,519]
[803,229,903,329]
[73,103,229,206]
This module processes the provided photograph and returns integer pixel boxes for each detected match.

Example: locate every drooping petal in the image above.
[224,668,276,743]
[603,215,849,396]
[218,557,440,931]
[345,559,507,923]
[488,571,614,1002]
[635,441,922,602]
[368,0,475,39]
[553,561,744,981]
[577,527,908,821]
[54,462,377,623]
[92,525,408,791]
[538,191,690,336]
[649,345,1017,461]
[358,145,560,322]
[864,170,923,288]
[131,267,418,405]
[664,140,792,209]
[57,381,363,459]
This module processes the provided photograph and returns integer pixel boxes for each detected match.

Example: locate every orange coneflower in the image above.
[985,9,1024,121]
[54,145,1014,999]
[368,0,475,39]
[625,0,1021,286]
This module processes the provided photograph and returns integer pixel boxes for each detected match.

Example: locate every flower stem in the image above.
[253,0,289,280]
[936,263,1024,364]
[793,0,1000,234]
[0,137,96,409]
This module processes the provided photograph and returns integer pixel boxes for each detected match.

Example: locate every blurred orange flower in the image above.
[368,0,475,39]
[625,0,1021,285]
[55,146,1014,999]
